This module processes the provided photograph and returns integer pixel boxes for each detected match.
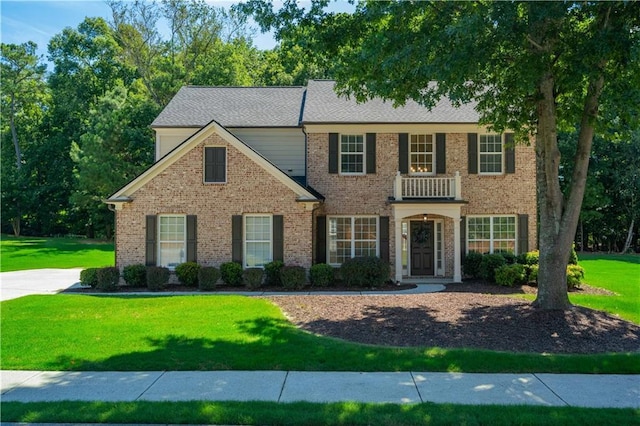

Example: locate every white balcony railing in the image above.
[394,171,462,200]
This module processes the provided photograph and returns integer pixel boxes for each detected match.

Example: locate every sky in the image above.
[0,0,286,70]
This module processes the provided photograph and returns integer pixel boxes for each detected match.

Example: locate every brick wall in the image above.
[115,133,313,271]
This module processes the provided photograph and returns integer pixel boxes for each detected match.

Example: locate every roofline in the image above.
[151,125,303,129]
[301,121,479,125]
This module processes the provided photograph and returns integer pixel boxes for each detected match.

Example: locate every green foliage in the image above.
[220,262,243,286]
[122,264,146,287]
[500,252,517,265]
[340,257,390,288]
[96,266,120,292]
[264,260,284,287]
[528,264,539,284]
[495,264,527,287]
[518,250,540,266]
[569,244,579,266]
[479,254,507,283]
[198,266,220,291]
[175,262,200,287]
[80,268,99,288]
[243,268,264,290]
[309,263,334,287]
[463,252,483,279]
[146,266,169,291]
[280,265,307,290]
[566,265,585,289]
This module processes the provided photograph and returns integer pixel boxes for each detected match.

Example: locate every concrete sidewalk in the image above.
[1,370,638,408]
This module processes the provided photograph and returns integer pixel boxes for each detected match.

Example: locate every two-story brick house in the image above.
[106,80,537,283]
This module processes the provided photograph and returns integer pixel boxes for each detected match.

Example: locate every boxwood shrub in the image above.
[280,265,307,290]
[264,260,284,287]
[147,266,170,291]
[80,268,99,288]
[494,264,526,287]
[175,262,200,287]
[123,264,146,287]
[566,264,585,289]
[479,254,506,283]
[198,266,220,291]
[340,256,390,288]
[96,267,120,292]
[220,262,243,286]
[243,268,264,290]
[462,252,483,279]
[309,263,334,287]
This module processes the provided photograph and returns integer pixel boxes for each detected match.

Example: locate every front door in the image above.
[410,221,435,276]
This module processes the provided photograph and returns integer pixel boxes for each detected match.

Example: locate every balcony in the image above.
[394,171,462,201]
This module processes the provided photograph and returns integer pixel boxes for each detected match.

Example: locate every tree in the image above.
[243,0,640,309]
[0,42,48,236]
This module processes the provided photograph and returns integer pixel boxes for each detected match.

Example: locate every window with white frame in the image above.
[467,216,516,254]
[328,216,377,265]
[340,134,365,174]
[479,134,503,174]
[410,134,434,174]
[245,215,272,268]
[158,215,186,269]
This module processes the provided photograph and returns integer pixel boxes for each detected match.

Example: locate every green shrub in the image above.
[309,263,334,287]
[340,256,390,288]
[527,264,539,284]
[567,264,585,289]
[80,268,99,288]
[147,266,170,291]
[280,265,307,290]
[264,260,284,286]
[198,266,220,291]
[569,244,579,265]
[122,264,146,287]
[495,264,526,287]
[479,254,506,283]
[501,251,517,265]
[96,267,120,292]
[220,262,243,286]
[243,268,264,290]
[175,262,200,287]
[463,252,483,279]
[518,250,539,266]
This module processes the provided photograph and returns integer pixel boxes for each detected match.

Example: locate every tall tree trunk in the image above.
[622,218,634,253]
[9,92,22,237]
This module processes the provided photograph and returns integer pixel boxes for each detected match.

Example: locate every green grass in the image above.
[1,294,637,373]
[570,253,640,324]
[0,235,114,272]
[2,401,637,425]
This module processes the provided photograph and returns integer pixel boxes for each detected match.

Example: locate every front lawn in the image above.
[0,235,114,272]
[1,295,637,374]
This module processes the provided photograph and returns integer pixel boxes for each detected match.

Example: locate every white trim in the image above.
[157,214,186,270]
[203,145,227,184]
[478,133,504,175]
[327,215,379,266]
[243,214,273,268]
[339,133,366,176]
[466,214,517,254]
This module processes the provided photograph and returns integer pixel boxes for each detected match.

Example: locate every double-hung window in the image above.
[410,134,435,174]
[158,215,186,269]
[340,134,365,174]
[328,216,378,265]
[479,134,503,174]
[245,215,272,268]
[467,216,516,254]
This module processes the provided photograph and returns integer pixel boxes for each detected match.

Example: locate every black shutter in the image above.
[518,214,529,254]
[379,216,390,263]
[436,133,446,174]
[366,133,376,174]
[328,133,339,174]
[273,215,284,262]
[460,216,467,263]
[186,215,197,263]
[468,133,478,174]
[505,133,515,174]
[316,215,327,263]
[145,215,157,266]
[232,215,243,264]
[205,147,226,182]
[398,133,409,174]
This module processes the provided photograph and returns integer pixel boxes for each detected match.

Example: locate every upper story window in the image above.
[158,215,186,269]
[340,134,365,174]
[479,134,503,174]
[204,146,226,183]
[410,134,435,175]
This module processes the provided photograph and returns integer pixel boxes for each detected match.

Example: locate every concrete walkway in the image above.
[1,370,638,408]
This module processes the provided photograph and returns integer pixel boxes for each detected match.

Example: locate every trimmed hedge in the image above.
[198,266,220,291]
[495,264,526,287]
[147,266,170,291]
[463,252,483,279]
[220,262,243,286]
[264,260,284,287]
[80,268,99,288]
[243,268,264,290]
[566,264,585,289]
[96,267,119,292]
[280,265,306,290]
[175,262,200,287]
[123,264,146,287]
[479,254,506,283]
[309,263,334,287]
[340,256,390,288]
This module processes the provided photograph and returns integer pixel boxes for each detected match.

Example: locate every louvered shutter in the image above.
[468,134,478,174]
[436,133,446,174]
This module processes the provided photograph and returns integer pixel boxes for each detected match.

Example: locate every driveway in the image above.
[0,269,82,301]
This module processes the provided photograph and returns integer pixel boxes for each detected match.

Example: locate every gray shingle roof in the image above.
[151,86,306,128]
[302,80,479,123]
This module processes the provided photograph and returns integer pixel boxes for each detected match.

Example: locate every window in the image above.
[479,134,503,174]
[328,216,377,265]
[410,134,434,174]
[467,216,516,254]
[245,215,272,268]
[204,146,226,183]
[158,215,186,269]
[340,134,364,174]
